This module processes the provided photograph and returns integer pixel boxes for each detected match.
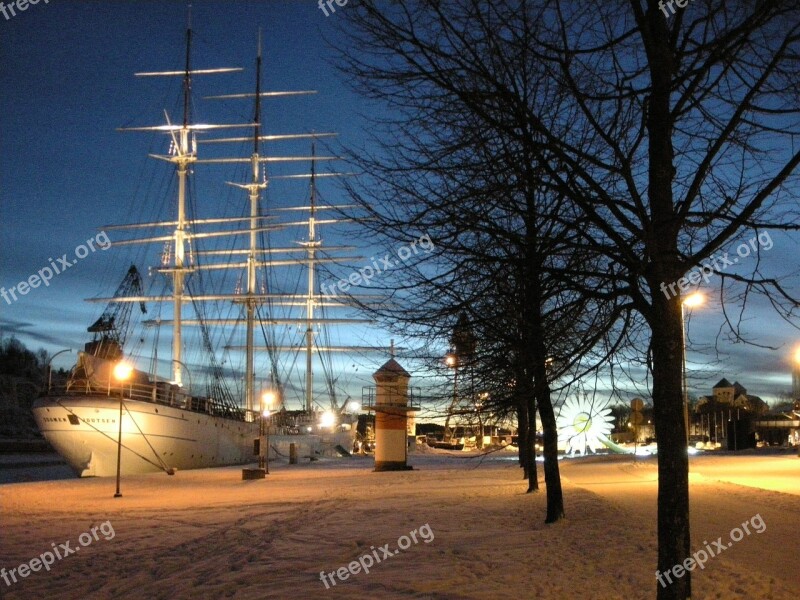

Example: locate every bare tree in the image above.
[517,4,800,598]
[335,1,628,524]
[335,1,800,598]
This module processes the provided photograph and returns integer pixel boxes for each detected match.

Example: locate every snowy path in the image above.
[0,452,797,599]
[560,454,799,599]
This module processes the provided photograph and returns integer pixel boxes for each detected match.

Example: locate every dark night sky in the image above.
[1,1,799,406]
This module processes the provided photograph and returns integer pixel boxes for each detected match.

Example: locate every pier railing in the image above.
[361,386,422,408]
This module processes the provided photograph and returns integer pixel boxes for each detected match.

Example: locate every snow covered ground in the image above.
[0,449,797,599]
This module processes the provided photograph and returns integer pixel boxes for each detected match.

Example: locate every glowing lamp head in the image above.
[319,411,336,428]
[444,353,457,368]
[348,401,360,413]
[261,390,277,410]
[113,362,133,382]
[683,292,704,308]
[793,346,800,366]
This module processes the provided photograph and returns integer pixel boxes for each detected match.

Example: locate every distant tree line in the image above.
[0,337,52,438]
[0,337,47,381]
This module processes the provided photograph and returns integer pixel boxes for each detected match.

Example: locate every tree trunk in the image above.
[518,398,529,480]
[526,392,539,493]
[644,8,691,597]
[532,322,563,521]
[526,245,563,519]
[536,385,564,523]
[650,293,691,599]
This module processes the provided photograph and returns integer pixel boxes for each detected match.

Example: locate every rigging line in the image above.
[122,401,174,472]
[281,322,304,409]
[222,153,255,352]
[313,184,345,409]
[212,157,247,328]
[226,305,246,402]
[255,304,284,405]
[188,183,233,386]
[51,398,170,473]
[318,342,337,409]
[188,288,239,413]
[267,442,289,458]
[104,93,172,289]
[286,260,307,407]
[256,183,285,393]
[148,280,168,378]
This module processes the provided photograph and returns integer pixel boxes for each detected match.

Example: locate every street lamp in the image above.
[112,361,133,498]
[319,411,336,429]
[681,292,704,446]
[476,391,488,450]
[792,348,800,455]
[260,390,276,473]
[47,349,72,392]
[443,352,459,442]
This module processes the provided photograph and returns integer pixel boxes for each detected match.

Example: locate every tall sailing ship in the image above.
[32,27,379,477]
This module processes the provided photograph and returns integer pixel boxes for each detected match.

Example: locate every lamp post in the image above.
[47,349,72,392]
[112,361,133,498]
[681,292,704,447]
[793,348,800,456]
[447,313,476,445]
[476,391,488,450]
[443,352,458,442]
[260,390,276,474]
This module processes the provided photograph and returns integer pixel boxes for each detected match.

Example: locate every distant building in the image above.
[695,378,767,415]
[754,397,800,447]
[692,377,799,447]
[693,378,766,447]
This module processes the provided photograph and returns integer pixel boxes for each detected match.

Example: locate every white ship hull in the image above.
[33,396,355,477]
[32,396,259,476]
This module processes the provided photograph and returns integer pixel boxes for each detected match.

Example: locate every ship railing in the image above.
[242,409,305,429]
[54,379,243,419]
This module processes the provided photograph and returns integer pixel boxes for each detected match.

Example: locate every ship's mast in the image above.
[244,32,266,413]
[172,25,195,386]
[187,43,343,414]
[305,143,320,413]
[122,21,243,389]
[113,35,381,413]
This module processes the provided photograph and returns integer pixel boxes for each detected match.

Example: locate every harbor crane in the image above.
[85,265,147,360]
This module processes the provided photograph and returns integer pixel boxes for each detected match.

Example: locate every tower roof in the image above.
[713,377,733,389]
[374,358,411,378]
